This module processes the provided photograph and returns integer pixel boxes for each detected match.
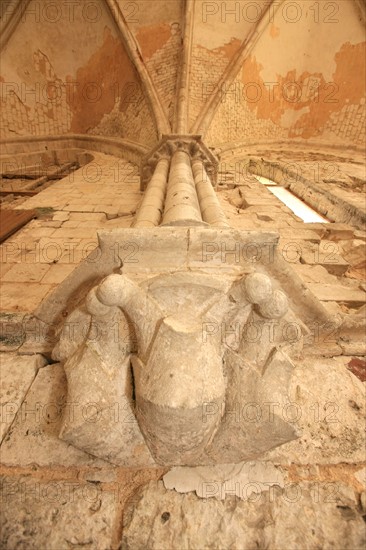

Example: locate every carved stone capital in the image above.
[140,135,219,190]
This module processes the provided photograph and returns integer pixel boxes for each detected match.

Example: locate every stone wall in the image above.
[1,145,365,549]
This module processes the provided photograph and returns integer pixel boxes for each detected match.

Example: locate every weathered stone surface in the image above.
[354,467,366,488]
[52,224,366,468]
[163,461,284,500]
[340,340,366,356]
[97,227,279,275]
[244,272,273,303]
[341,239,366,274]
[307,283,366,306]
[292,264,339,284]
[300,242,349,276]
[256,288,288,318]
[325,224,357,241]
[0,476,116,550]
[56,252,305,466]
[121,480,365,550]
[98,227,189,274]
[58,304,154,467]
[202,348,299,464]
[0,312,27,351]
[353,230,366,242]
[51,307,92,362]
[262,356,366,464]
[17,315,58,355]
[0,364,107,467]
[279,229,322,242]
[0,353,47,443]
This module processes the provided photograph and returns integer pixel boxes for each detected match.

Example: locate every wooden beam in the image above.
[0,208,37,243]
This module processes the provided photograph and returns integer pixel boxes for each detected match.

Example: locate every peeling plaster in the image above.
[163,461,285,501]
[136,23,173,59]
[66,27,137,134]
[255,0,365,83]
[240,41,366,140]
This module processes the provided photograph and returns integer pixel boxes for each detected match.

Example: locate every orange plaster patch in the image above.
[136,23,173,59]
[199,38,241,62]
[213,37,242,60]
[241,41,366,139]
[66,27,138,133]
[270,24,280,38]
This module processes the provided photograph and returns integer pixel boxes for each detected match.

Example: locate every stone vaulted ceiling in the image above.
[1,0,365,150]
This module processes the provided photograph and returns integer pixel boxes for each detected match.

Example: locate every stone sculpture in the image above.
[53,226,303,467]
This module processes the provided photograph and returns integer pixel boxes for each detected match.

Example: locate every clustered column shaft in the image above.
[134,149,229,228]
[133,158,170,228]
[191,159,229,228]
[161,150,202,225]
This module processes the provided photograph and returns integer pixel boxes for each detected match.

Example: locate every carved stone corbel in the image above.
[53,227,306,467]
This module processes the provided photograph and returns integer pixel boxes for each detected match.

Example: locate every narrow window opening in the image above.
[254,175,329,223]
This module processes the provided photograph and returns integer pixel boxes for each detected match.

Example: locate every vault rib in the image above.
[104,0,171,138]
[190,0,283,137]
[0,0,32,52]
[173,0,195,133]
